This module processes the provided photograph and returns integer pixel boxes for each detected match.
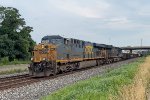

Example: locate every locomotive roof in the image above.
[93,43,113,48]
[41,35,119,48]
[42,35,63,40]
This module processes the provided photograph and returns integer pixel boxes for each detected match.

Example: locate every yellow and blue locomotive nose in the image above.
[29,43,57,77]
[31,43,57,62]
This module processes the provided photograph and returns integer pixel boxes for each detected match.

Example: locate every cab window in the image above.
[51,39,61,44]
[41,40,49,43]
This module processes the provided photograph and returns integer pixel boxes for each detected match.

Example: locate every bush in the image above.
[0,57,9,65]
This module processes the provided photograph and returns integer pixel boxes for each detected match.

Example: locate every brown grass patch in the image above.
[118,57,150,100]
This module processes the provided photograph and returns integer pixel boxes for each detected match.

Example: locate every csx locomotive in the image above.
[28,35,125,77]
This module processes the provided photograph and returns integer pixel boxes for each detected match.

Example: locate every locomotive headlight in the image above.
[43,58,46,60]
[31,58,33,61]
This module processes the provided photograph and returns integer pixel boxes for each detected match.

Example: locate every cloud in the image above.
[52,0,110,18]
[1,0,150,46]
[138,6,150,17]
[98,17,150,31]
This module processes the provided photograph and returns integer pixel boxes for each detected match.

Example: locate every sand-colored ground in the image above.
[0,64,29,72]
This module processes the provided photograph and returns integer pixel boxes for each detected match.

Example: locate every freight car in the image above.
[28,35,133,77]
[121,53,139,60]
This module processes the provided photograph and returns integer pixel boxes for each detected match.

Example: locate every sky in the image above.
[1,0,150,47]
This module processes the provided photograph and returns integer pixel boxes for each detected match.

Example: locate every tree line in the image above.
[0,6,36,62]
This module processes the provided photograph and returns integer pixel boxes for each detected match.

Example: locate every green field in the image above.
[42,58,144,100]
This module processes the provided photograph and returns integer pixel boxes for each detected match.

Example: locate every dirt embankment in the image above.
[0,64,28,75]
[0,64,28,71]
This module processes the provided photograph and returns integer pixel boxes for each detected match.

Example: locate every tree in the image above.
[0,6,36,61]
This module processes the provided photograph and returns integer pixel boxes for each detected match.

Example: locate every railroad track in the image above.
[0,72,69,91]
[0,66,102,91]
[0,58,139,91]
[0,74,39,90]
[0,74,29,81]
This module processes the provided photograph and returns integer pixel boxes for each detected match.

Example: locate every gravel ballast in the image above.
[0,58,138,100]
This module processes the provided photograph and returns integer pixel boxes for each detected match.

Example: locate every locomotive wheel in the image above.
[57,66,63,74]
[52,61,57,76]
[96,60,98,66]
[34,63,44,72]
[75,62,80,69]
[66,65,72,72]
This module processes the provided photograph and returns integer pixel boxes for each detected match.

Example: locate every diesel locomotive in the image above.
[28,35,129,77]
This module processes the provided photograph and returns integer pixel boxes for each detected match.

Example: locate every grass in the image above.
[0,68,28,75]
[42,58,145,100]
[0,57,30,66]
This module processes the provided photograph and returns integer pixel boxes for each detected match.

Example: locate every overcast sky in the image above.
[1,0,150,46]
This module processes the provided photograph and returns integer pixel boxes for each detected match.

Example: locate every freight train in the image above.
[28,35,138,77]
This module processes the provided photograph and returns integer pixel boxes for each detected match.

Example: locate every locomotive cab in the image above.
[31,43,57,62]
[29,43,57,77]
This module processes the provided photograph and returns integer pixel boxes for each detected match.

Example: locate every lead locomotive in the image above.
[29,35,132,77]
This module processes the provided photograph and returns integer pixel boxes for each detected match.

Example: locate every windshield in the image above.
[51,39,62,44]
[41,39,62,45]
[41,40,49,43]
